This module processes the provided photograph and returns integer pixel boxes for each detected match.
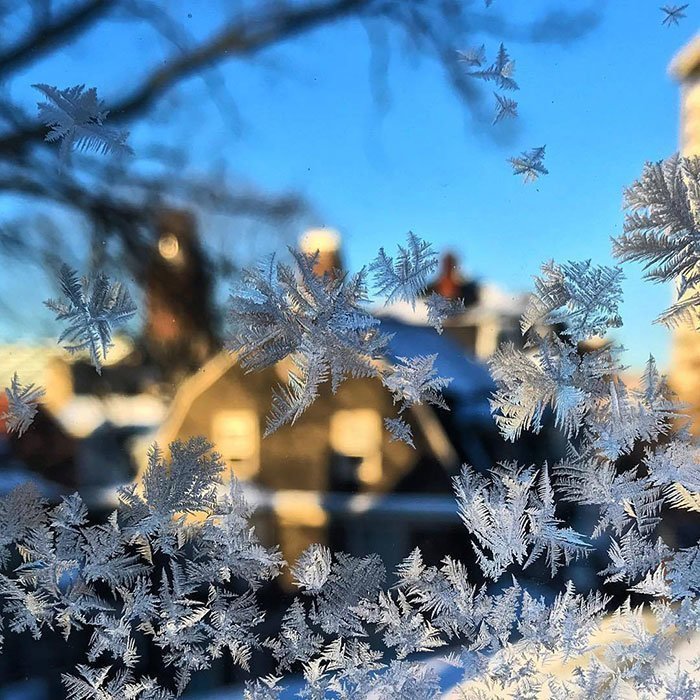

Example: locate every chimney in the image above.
[300,228,342,277]
[430,252,479,307]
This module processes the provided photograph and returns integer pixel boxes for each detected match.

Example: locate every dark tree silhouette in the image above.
[0,0,601,288]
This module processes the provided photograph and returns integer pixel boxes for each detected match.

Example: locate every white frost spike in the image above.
[613,155,700,327]
[628,566,671,598]
[1,373,45,437]
[34,84,132,162]
[454,463,590,580]
[468,43,518,91]
[521,259,624,342]
[45,263,137,373]
[369,232,438,307]
[493,93,518,124]
[228,248,389,433]
[382,354,452,412]
[509,145,548,183]
[456,45,486,67]
[424,293,465,334]
[292,544,332,592]
[384,417,415,447]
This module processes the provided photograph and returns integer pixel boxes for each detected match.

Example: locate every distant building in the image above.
[670,37,700,433]
[138,230,562,578]
[146,341,479,576]
[377,251,526,359]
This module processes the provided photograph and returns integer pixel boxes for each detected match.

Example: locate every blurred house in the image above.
[140,226,561,579]
[670,36,700,433]
[0,214,559,576]
[0,210,207,502]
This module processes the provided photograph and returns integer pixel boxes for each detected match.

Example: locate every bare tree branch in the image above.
[0,0,115,79]
[0,0,601,293]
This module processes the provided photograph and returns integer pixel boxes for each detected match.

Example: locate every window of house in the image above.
[212,409,260,480]
[329,409,382,487]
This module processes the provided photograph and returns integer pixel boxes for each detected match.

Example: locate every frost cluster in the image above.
[6,135,700,696]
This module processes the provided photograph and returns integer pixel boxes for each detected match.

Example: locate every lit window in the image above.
[212,409,260,479]
[330,409,382,485]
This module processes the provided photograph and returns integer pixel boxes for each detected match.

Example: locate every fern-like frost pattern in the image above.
[45,263,137,373]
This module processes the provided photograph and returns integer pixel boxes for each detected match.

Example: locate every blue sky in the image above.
[2,0,698,368]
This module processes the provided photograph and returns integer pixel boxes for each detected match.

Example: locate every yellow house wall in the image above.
[164,361,422,582]
[671,77,700,434]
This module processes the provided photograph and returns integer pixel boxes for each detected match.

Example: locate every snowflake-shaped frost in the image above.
[384,416,415,447]
[1,372,45,436]
[493,93,518,124]
[509,146,548,183]
[45,263,136,373]
[34,84,132,162]
[468,44,518,91]
[369,232,438,307]
[456,45,486,67]
[424,292,465,334]
[661,4,689,26]
[382,355,452,413]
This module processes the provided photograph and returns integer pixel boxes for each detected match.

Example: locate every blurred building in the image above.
[377,250,526,359]
[144,228,524,580]
[0,218,561,580]
[670,36,700,433]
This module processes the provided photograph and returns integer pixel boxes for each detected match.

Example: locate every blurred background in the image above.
[0,1,699,697]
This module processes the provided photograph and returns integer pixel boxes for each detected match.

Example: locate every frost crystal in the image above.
[0,438,282,697]
[424,292,465,334]
[468,44,519,91]
[292,544,332,593]
[369,232,438,307]
[454,463,590,579]
[382,354,452,413]
[613,154,700,327]
[661,4,689,26]
[384,416,415,447]
[227,239,450,441]
[456,45,486,67]
[521,260,624,342]
[493,92,518,124]
[509,145,548,183]
[34,84,132,162]
[45,263,137,373]
[227,249,389,434]
[1,372,45,436]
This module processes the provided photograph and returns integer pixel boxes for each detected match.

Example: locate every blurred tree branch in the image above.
[0,0,601,288]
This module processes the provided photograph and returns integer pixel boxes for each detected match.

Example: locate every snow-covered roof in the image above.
[380,317,495,424]
[372,284,526,327]
[53,394,167,438]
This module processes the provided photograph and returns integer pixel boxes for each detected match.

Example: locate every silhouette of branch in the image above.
[0,0,115,79]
